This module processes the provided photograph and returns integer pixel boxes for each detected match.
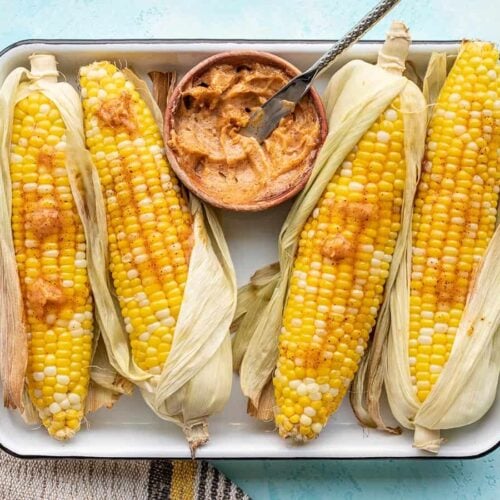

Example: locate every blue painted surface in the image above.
[0,0,498,498]
[0,0,498,43]
[216,455,499,500]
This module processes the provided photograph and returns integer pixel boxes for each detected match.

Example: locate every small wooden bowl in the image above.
[164,51,328,211]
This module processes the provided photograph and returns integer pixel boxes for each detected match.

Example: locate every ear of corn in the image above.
[12,91,92,439]
[0,55,96,440]
[79,62,192,375]
[233,22,427,441]
[274,101,406,440]
[78,65,236,453]
[409,41,500,402]
[385,41,500,453]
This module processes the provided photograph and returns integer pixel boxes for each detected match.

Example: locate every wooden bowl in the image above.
[164,51,328,211]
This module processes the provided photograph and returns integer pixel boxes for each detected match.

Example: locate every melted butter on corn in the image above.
[274,99,406,440]
[409,42,500,402]
[79,62,192,374]
[10,91,93,439]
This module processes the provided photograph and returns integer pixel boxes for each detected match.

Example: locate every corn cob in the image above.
[10,91,93,439]
[274,99,406,440]
[409,42,500,402]
[79,62,192,374]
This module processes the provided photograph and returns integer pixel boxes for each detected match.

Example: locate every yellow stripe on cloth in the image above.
[170,461,197,500]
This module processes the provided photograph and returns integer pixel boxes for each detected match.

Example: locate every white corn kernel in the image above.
[300,414,312,426]
[56,375,70,385]
[68,393,81,405]
[304,406,316,417]
[49,403,62,414]
[296,383,307,396]
[44,366,57,376]
[311,423,323,434]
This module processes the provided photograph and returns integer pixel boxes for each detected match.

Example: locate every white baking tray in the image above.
[0,39,498,460]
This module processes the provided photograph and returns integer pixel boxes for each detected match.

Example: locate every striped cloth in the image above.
[0,450,249,499]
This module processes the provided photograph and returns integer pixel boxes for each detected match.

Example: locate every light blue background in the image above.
[0,0,498,498]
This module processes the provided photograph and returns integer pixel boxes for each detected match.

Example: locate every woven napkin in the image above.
[0,449,249,500]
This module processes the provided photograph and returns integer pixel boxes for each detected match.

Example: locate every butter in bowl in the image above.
[164,51,328,211]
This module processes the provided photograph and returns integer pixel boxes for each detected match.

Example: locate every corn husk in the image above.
[422,52,447,123]
[384,45,500,453]
[86,337,134,413]
[403,60,423,89]
[231,262,279,373]
[0,54,127,425]
[80,68,237,454]
[232,22,427,420]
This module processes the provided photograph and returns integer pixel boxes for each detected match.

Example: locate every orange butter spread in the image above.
[169,62,321,207]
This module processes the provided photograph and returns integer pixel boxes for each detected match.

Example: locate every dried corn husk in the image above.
[383,47,500,453]
[231,263,279,373]
[86,337,134,412]
[0,54,127,424]
[403,60,423,89]
[422,52,447,123]
[81,69,237,454]
[233,22,427,419]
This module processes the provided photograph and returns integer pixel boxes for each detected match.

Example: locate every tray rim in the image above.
[0,37,465,58]
[1,441,498,461]
[0,37,497,462]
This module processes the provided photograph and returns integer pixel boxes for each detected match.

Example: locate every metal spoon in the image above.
[240,0,401,143]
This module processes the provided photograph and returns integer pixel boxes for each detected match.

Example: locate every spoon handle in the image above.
[307,0,401,77]
[240,0,401,143]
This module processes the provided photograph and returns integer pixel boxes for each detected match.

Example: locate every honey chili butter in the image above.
[166,54,326,211]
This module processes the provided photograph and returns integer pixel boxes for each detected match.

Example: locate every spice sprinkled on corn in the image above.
[408,42,500,402]
[274,99,406,440]
[10,91,93,439]
[80,62,192,374]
